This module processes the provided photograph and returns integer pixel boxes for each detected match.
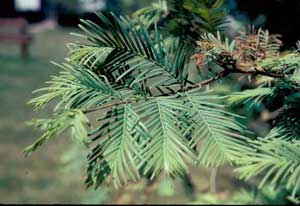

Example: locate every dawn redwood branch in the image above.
[83,65,286,114]
[181,66,285,92]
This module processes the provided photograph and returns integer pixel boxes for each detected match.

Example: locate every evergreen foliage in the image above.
[26,0,300,200]
[133,0,227,44]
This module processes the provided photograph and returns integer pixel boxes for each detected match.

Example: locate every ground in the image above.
[0,27,251,204]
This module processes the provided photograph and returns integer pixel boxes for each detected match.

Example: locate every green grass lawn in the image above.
[0,27,251,204]
[0,28,90,203]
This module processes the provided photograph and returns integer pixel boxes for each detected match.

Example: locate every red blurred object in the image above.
[0,17,33,58]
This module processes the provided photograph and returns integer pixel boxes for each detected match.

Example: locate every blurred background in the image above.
[1,0,300,204]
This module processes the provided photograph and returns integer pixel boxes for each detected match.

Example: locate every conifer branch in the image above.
[83,63,287,114]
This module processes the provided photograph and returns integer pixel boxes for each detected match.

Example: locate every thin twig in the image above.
[83,64,286,114]
[181,66,285,92]
[181,69,230,91]
[83,100,130,114]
